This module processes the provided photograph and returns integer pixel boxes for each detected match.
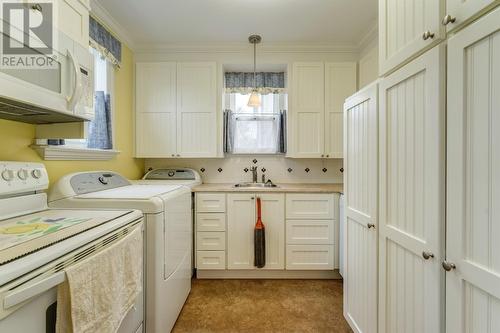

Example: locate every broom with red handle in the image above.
[254,197,266,268]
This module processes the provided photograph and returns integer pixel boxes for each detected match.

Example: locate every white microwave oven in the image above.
[0,28,94,124]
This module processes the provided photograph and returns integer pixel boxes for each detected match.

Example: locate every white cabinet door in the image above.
[446,8,500,333]
[343,82,378,333]
[444,0,498,32]
[325,62,357,158]
[291,62,325,157]
[176,62,217,157]
[259,193,285,270]
[227,194,255,269]
[379,45,445,333]
[379,0,444,75]
[58,0,89,48]
[135,62,177,157]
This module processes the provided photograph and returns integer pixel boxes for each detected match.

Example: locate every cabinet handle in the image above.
[442,261,456,271]
[171,154,175,157]
[422,251,434,260]
[367,223,376,229]
[442,14,456,26]
[422,30,435,40]
[251,197,255,200]
[176,154,181,157]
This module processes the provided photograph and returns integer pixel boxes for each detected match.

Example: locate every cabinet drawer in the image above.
[196,193,226,212]
[286,245,334,270]
[286,220,334,245]
[286,194,334,219]
[197,251,226,270]
[197,213,226,231]
[197,232,225,251]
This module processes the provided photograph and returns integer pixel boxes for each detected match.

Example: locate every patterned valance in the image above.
[225,72,286,94]
[89,16,121,67]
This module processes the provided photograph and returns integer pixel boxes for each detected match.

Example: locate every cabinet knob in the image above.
[422,251,434,260]
[176,154,181,157]
[321,154,324,158]
[442,261,456,271]
[422,30,435,40]
[326,155,330,158]
[171,154,175,157]
[367,223,376,229]
[442,14,456,26]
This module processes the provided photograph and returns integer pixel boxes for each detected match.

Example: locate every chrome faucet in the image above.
[251,166,258,183]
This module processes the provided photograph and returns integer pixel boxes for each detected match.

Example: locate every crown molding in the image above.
[89,0,137,50]
[134,42,359,55]
[357,20,378,54]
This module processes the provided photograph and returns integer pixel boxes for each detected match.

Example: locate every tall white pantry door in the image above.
[379,45,446,333]
[343,82,379,333]
[446,7,500,333]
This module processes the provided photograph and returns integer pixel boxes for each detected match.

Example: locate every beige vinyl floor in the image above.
[172,279,352,333]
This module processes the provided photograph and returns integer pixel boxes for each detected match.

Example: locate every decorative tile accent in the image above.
[305,168,310,173]
[244,168,249,173]
[261,168,266,173]
[322,168,328,173]
[200,168,206,173]
[217,168,223,173]
[252,159,258,164]
[287,168,293,173]
[340,168,344,173]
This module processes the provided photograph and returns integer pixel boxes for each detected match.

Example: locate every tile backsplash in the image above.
[145,156,344,184]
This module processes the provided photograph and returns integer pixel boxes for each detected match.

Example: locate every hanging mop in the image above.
[254,197,266,268]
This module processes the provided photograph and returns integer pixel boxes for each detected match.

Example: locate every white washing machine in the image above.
[48,171,192,333]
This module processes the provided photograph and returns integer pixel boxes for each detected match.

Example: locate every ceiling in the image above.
[94,0,377,49]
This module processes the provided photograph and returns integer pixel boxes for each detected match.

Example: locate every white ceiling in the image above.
[94,0,377,49]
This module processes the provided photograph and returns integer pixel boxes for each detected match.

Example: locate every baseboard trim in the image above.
[196,269,342,279]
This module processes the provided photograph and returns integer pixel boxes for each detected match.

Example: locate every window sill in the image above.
[31,145,120,161]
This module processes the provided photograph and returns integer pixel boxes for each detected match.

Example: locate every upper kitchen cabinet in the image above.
[136,62,177,158]
[177,62,218,157]
[57,0,90,48]
[379,0,445,75]
[135,62,218,158]
[325,63,357,158]
[443,0,499,32]
[291,62,325,158]
[290,62,357,158]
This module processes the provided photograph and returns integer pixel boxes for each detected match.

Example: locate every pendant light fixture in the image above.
[248,34,262,108]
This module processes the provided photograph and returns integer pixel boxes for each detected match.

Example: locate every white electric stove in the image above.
[48,171,192,333]
[0,162,144,333]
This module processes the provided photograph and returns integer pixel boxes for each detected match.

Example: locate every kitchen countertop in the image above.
[192,183,343,193]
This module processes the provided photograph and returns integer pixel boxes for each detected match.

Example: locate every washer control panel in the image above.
[69,172,131,195]
[0,161,49,195]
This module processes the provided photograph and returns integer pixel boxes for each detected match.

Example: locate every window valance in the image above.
[225,72,286,94]
[89,16,122,67]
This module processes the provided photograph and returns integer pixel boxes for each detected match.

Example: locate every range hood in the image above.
[0,97,88,125]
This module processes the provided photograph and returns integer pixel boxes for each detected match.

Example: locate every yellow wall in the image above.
[0,45,144,186]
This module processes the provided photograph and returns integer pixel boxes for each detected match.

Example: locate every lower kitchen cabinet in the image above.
[195,192,338,274]
[227,193,285,270]
[286,245,334,270]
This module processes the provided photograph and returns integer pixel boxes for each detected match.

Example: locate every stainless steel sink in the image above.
[233,182,279,188]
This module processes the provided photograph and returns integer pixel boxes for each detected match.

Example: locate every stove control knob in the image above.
[98,176,109,185]
[17,169,28,180]
[2,169,14,181]
[31,169,42,179]
[168,171,175,177]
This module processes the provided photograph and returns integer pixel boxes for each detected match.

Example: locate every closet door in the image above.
[135,62,177,157]
[343,82,378,333]
[325,62,357,159]
[379,45,445,333]
[379,0,444,75]
[291,62,325,158]
[444,0,498,32]
[446,8,500,333]
[176,62,217,157]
